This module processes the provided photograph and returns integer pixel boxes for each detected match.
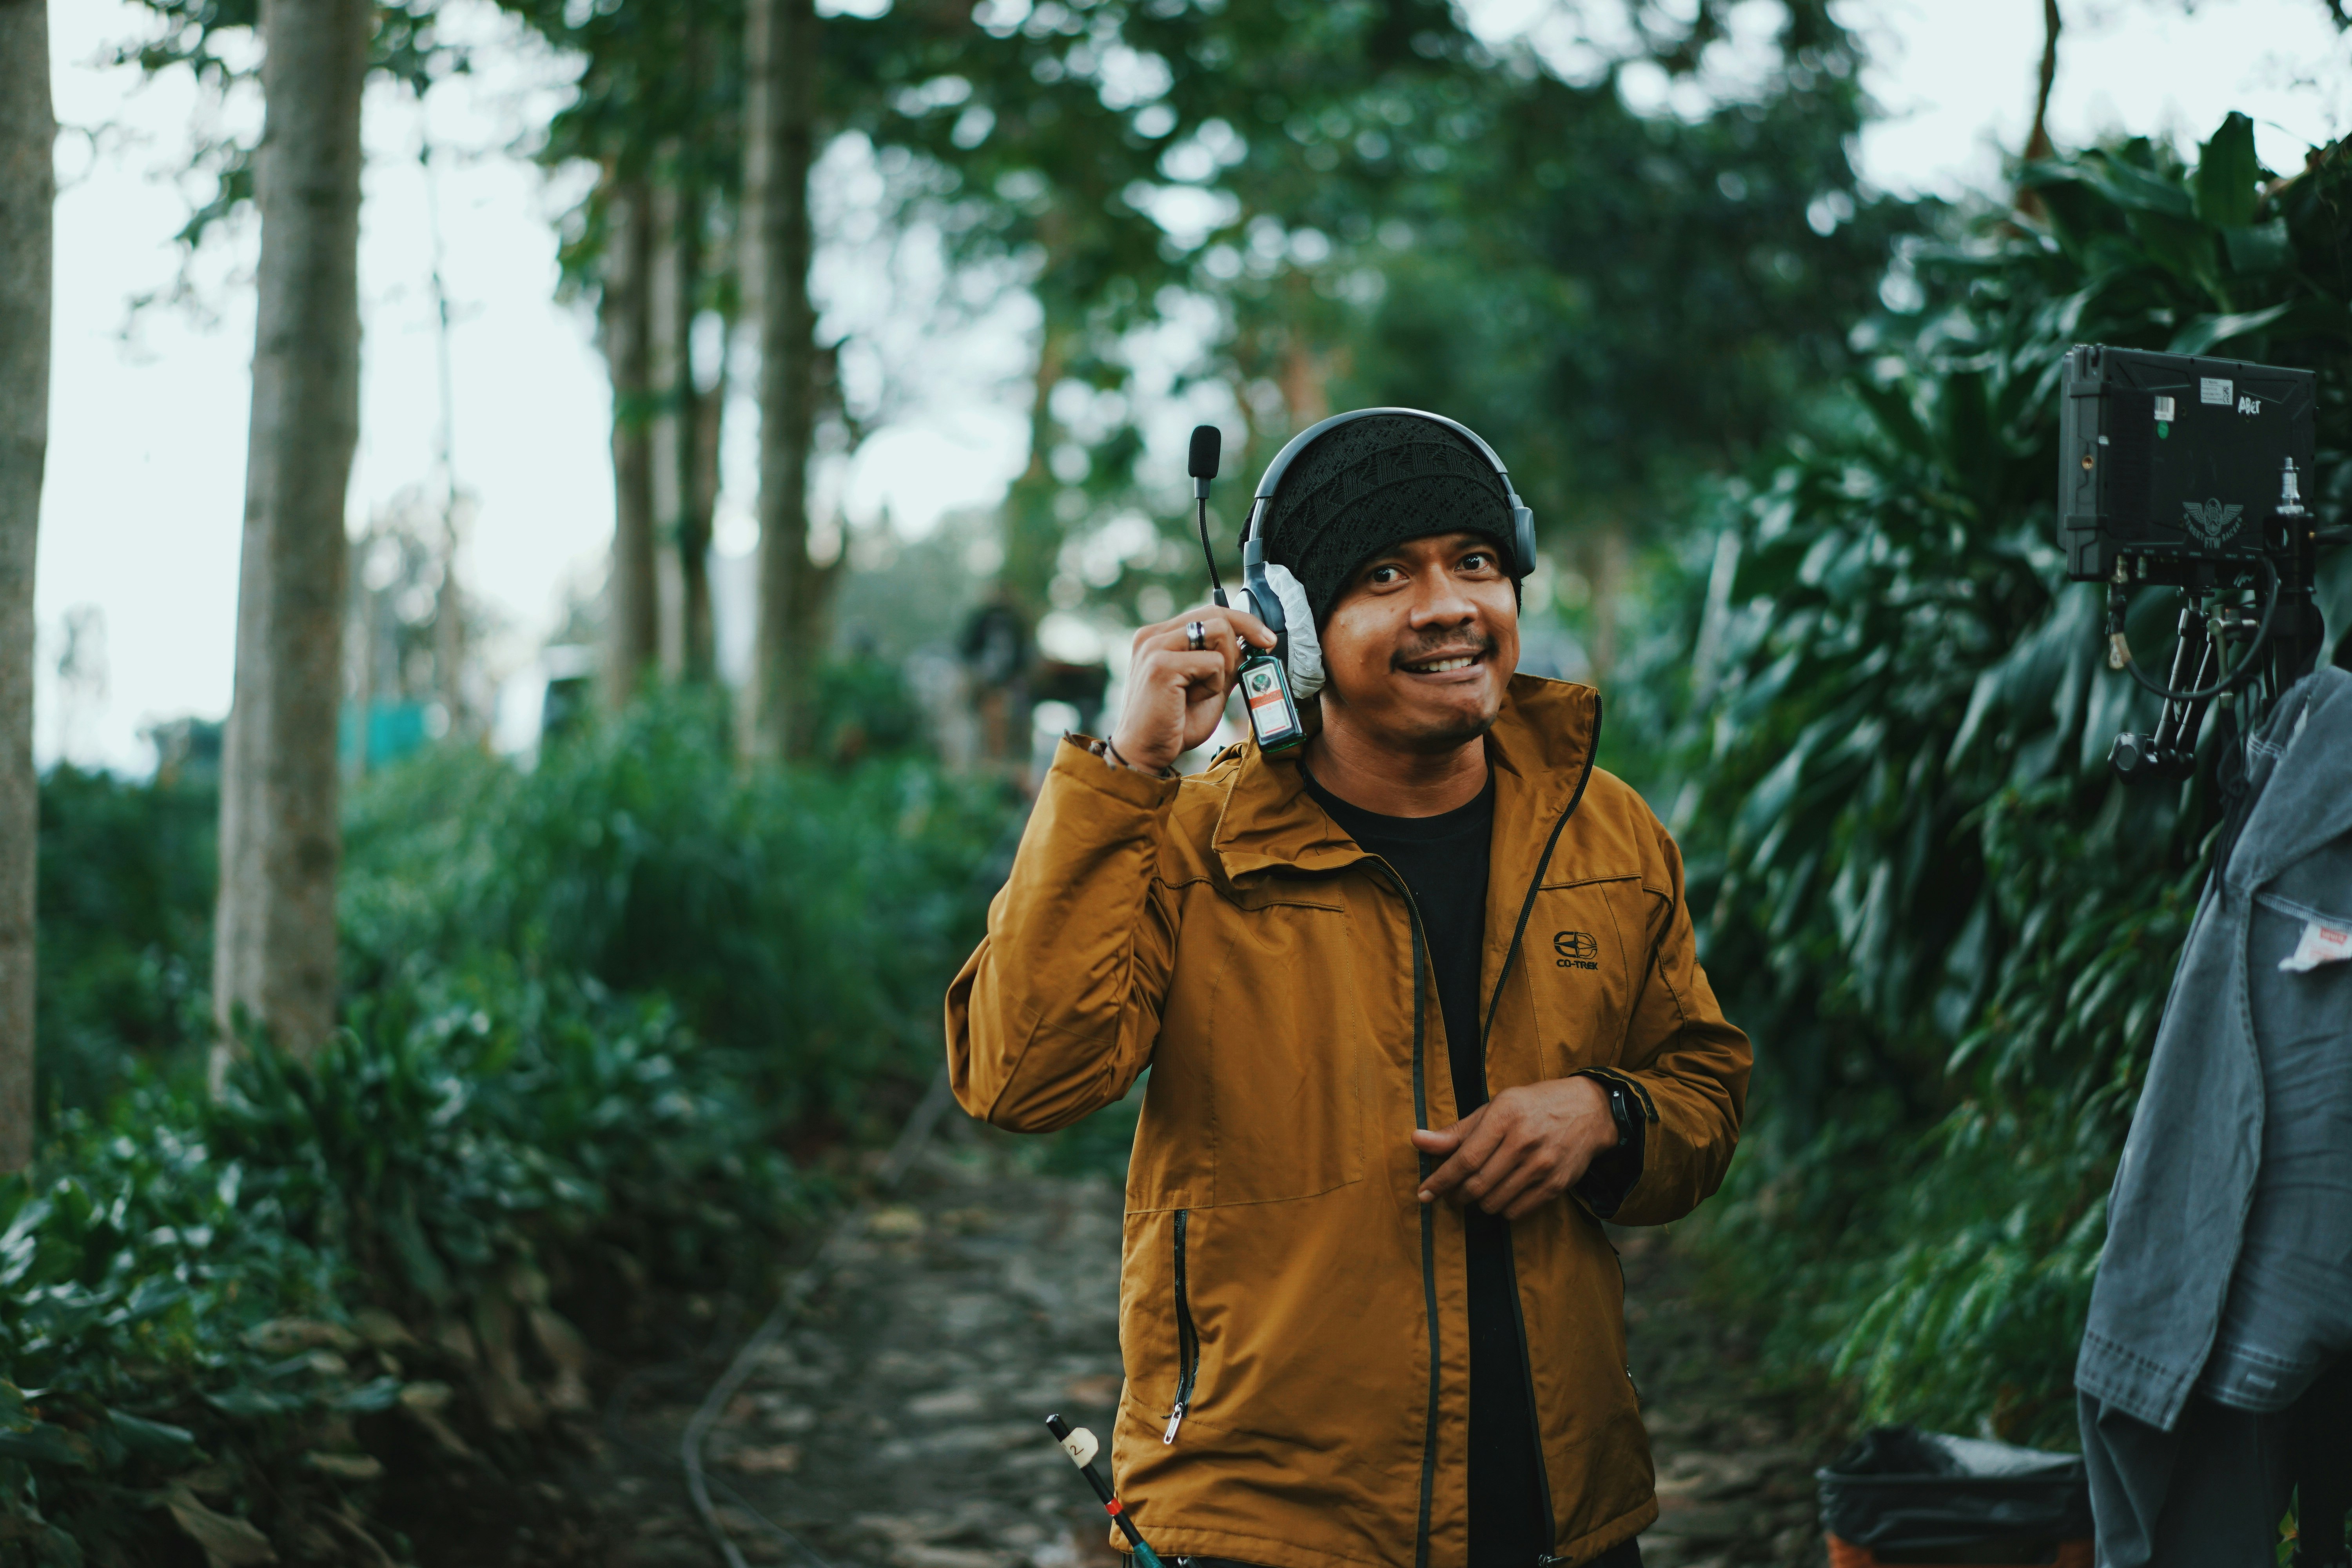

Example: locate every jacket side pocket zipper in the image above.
[1164,1208,1200,1443]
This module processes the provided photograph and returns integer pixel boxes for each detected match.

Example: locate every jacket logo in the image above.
[2181,497,2245,544]
[1553,931,1599,970]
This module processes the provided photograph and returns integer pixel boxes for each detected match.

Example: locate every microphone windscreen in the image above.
[1187,424,1221,481]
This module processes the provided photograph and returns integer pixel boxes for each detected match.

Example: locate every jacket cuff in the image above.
[1571,1069,1649,1219]
[1053,732,1185,807]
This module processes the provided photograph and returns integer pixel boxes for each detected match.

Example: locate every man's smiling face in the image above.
[1317,531,1518,754]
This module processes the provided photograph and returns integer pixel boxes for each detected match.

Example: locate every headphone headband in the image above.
[1252,406,1517,503]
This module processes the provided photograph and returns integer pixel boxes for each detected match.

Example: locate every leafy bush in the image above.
[339,686,1015,1134]
[0,971,799,1564]
[9,688,1019,1561]
[1628,118,2352,1444]
[33,766,217,1118]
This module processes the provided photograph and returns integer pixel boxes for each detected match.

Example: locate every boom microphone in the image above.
[1188,424,1221,496]
[1190,425,1227,605]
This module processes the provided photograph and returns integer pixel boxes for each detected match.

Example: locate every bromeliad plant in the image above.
[1626,116,2352,1444]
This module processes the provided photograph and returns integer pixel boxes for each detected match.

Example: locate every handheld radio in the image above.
[1189,424,1305,755]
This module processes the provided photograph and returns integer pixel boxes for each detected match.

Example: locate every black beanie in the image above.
[1255,412,1519,624]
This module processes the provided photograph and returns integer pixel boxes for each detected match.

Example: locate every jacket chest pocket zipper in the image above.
[1164,1208,1200,1443]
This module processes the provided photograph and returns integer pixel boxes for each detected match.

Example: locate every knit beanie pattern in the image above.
[1256,412,1518,624]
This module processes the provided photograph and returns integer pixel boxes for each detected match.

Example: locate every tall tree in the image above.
[211,0,367,1076]
[0,0,53,1171]
[741,0,826,761]
[420,139,471,732]
[651,158,720,682]
[492,0,744,687]
[600,176,659,708]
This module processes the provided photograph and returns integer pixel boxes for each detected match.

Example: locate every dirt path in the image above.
[575,1137,1837,1568]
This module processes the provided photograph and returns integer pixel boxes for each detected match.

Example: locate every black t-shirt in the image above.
[1300,764,1548,1568]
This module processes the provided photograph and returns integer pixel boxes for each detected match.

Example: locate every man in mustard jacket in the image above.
[946,411,1750,1568]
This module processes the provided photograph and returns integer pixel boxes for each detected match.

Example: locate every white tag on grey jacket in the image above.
[2279,916,2352,972]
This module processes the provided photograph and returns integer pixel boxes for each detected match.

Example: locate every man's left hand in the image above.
[1411,1077,1618,1221]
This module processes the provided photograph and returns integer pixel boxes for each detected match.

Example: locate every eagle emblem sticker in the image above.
[1554,931,1599,970]
[2181,497,2245,545]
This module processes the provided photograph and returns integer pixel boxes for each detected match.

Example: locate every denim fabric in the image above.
[2078,1355,2352,1568]
[2078,668,2352,1432]
[2197,862,2352,1412]
[2078,1388,2297,1568]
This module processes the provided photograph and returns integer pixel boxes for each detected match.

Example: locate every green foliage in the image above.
[121,0,471,261]
[0,971,800,1561]
[16,690,1018,1559]
[33,767,216,1118]
[339,688,1010,1130]
[843,1,1919,639]
[1630,125,2352,1444]
[1334,10,1910,522]
[123,0,464,95]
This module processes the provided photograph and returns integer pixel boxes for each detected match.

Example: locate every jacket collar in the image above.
[2227,666,2352,892]
[1210,674,1602,884]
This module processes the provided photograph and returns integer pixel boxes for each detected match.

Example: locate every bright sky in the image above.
[30,0,2352,771]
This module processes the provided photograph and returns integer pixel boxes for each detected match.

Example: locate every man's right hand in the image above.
[1108,605,1277,774]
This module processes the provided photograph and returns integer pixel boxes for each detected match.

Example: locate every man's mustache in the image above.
[1390,630,1494,666]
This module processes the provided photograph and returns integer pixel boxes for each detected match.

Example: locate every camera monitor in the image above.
[2060,345,2315,583]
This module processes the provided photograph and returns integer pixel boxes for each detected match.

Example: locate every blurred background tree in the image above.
[0,0,53,1172]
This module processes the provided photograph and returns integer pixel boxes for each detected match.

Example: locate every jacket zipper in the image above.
[1350,697,1605,1568]
[1374,865,1443,1568]
[1478,697,1604,1568]
[1163,1208,1200,1442]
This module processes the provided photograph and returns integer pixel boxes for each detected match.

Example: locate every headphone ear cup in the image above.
[1262,564,1324,701]
[1512,504,1537,577]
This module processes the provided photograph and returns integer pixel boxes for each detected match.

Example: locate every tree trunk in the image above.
[742,0,823,762]
[683,303,722,683]
[350,541,377,779]
[422,143,468,734]
[212,0,366,1079]
[601,178,658,710]
[999,321,1068,629]
[2016,0,2061,220]
[0,0,54,1171]
[1278,334,1331,429]
[2025,0,2061,163]
[651,173,684,677]
[1583,521,1627,684]
[650,169,718,682]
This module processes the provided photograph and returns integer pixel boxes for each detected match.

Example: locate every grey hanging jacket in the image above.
[2076,665,2352,1431]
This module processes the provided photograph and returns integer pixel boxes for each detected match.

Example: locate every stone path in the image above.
[576,1136,1838,1568]
[1612,1227,1837,1567]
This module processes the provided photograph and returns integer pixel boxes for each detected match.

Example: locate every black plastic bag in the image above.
[1818,1426,2094,1551]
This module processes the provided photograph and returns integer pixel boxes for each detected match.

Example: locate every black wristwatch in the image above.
[1597,1077,1636,1149]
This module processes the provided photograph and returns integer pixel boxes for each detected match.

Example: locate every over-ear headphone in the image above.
[1230,407,1537,672]
[1185,414,1534,715]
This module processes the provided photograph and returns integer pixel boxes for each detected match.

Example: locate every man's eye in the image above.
[1461,553,1492,571]
[1369,565,1401,584]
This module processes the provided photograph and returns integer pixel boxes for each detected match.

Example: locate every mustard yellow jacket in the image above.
[946,676,1751,1568]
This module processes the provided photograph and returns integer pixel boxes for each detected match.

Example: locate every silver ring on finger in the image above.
[1186,620,1207,651]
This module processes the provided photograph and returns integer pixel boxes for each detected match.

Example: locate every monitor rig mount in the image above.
[2060,344,2351,781]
